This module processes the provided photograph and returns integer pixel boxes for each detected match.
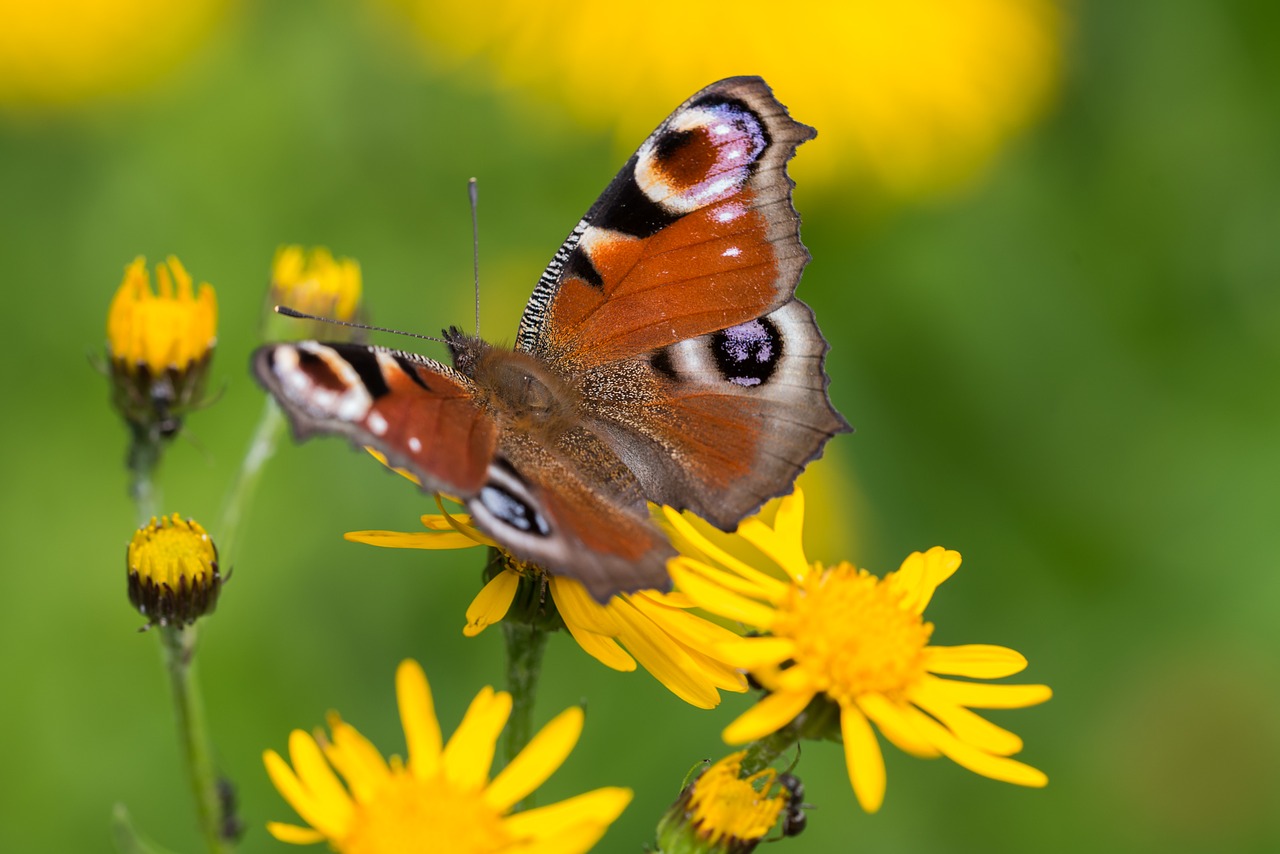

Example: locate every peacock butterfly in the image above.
[253,77,850,602]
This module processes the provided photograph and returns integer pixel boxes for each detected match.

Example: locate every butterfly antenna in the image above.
[273,306,447,344]
[469,176,481,336]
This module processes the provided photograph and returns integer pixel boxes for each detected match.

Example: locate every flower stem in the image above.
[218,397,286,566]
[128,427,163,525]
[501,616,548,774]
[498,553,554,810]
[160,625,234,854]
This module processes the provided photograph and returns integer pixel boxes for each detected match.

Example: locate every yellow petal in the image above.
[644,589,698,609]
[771,489,807,555]
[465,569,520,637]
[323,718,391,803]
[925,644,1028,678]
[263,750,339,839]
[504,787,634,849]
[913,691,1023,757]
[419,512,473,531]
[677,642,750,693]
[437,498,494,544]
[265,821,326,844]
[550,577,624,635]
[626,590,741,648]
[661,509,790,596]
[668,558,780,628]
[891,547,961,614]
[923,676,1053,709]
[364,447,422,486]
[561,620,637,672]
[486,707,584,811]
[442,687,512,790]
[397,660,443,779]
[714,636,795,670]
[343,529,481,550]
[723,689,813,743]
[904,705,1048,787]
[611,601,722,709]
[841,702,887,813]
[273,733,353,838]
[856,693,940,758]
[736,514,809,583]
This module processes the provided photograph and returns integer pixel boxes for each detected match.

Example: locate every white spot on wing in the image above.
[408,436,422,453]
[723,246,741,257]
[367,412,388,436]
[288,342,374,423]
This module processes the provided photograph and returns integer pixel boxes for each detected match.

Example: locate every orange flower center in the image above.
[777,563,932,703]
[342,772,512,854]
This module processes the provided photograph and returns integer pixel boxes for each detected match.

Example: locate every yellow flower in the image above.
[0,0,229,110]
[345,488,746,710]
[267,245,363,340]
[657,752,789,854]
[126,513,221,627]
[108,256,217,377]
[665,489,1051,813]
[106,256,218,441]
[385,0,1064,200]
[264,660,632,853]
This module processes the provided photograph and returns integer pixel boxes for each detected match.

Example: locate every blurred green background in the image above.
[3,1,1279,852]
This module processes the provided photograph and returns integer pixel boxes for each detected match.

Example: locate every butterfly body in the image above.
[255,77,850,601]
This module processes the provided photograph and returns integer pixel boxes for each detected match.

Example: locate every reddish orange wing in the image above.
[515,77,848,528]
[516,76,814,366]
[253,342,498,496]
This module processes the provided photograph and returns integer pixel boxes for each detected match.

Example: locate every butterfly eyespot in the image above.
[479,483,552,536]
[711,317,782,387]
[634,100,768,215]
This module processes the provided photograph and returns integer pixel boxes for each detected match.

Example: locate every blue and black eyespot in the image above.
[478,477,551,537]
[711,316,782,387]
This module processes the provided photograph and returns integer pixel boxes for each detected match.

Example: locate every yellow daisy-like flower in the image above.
[657,751,788,854]
[386,0,1063,200]
[265,659,632,853]
[267,245,363,340]
[345,488,746,710]
[665,489,1051,813]
[0,0,229,110]
[126,513,221,627]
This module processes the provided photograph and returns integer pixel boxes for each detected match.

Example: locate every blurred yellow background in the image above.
[2,1,1278,851]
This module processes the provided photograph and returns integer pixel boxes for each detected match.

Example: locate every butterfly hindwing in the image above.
[584,298,848,529]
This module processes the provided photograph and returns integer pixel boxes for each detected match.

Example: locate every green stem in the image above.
[128,428,163,525]
[160,626,234,854]
[218,398,286,565]
[501,616,549,776]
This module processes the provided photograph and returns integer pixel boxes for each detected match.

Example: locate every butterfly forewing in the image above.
[253,342,498,495]
[517,76,815,365]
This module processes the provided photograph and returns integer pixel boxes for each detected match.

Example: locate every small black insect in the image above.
[776,772,808,837]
